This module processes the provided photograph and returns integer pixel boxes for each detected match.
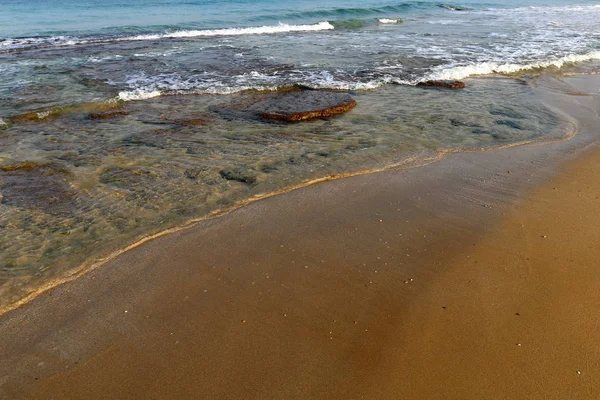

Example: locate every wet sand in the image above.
[0,76,599,399]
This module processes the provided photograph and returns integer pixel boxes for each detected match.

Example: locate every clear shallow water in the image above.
[0,0,597,308]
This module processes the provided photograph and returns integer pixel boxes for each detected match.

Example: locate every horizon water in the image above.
[0,0,599,309]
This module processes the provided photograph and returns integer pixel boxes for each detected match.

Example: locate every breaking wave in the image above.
[426,51,600,81]
[0,22,335,52]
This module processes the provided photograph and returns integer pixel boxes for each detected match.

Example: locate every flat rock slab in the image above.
[89,110,130,120]
[0,162,76,215]
[247,91,357,122]
[417,80,466,89]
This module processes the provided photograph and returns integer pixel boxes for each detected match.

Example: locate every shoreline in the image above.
[0,151,445,317]
[0,75,599,399]
[0,76,581,317]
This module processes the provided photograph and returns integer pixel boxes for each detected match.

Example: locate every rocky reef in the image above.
[215,90,358,122]
[417,80,466,89]
[250,91,357,121]
[89,110,130,120]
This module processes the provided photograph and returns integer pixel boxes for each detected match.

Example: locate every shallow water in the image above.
[0,78,573,305]
[0,0,598,308]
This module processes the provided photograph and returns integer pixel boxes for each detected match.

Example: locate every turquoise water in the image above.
[1,0,598,39]
[1,0,599,101]
[0,0,598,308]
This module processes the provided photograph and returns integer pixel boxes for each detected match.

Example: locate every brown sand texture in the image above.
[0,75,599,399]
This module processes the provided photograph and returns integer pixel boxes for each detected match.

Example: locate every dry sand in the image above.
[0,76,599,399]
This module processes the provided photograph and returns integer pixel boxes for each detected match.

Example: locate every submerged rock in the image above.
[0,162,75,215]
[219,168,257,185]
[10,110,59,124]
[489,107,526,119]
[212,90,359,123]
[160,113,213,126]
[89,110,130,120]
[496,119,523,130]
[416,80,466,89]
[249,91,357,122]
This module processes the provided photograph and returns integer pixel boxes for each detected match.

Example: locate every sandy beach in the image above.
[0,75,599,399]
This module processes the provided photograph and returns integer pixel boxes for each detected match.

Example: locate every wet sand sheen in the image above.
[0,76,599,399]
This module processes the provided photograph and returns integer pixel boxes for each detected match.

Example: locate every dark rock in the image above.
[0,162,75,215]
[495,120,523,130]
[246,91,357,122]
[416,80,466,89]
[258,163,279,173]
[99,166,162,205]
[489,107,525,119]
[89,110,130,120]
[451,119,482,128]
[213,90,357,123]
[184,167,208,180]
[99,166,154,188]
[10,110,59,124]
[219,168,257,185]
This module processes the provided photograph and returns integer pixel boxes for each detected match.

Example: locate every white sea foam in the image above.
[36,111,52,119]
[0,22,335,51]
[128,21,335,40]
[118,89,162,101]
[114,68,397,101]
[426,50,600,81]
[378,18,401,24]
[426,20,462,25]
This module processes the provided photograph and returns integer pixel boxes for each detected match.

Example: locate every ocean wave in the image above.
[115,49,600,102]
[0,22,335,52]
[437,4,472,11]
[125,21,334,40]
[114,68,403,101]
[378,18,403,24]
[255,3,422,21]
[426,51,600,81]
[329,19,369,29]
[118,89,162,101]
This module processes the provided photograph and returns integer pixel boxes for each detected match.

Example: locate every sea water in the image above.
[0,0,598,307]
